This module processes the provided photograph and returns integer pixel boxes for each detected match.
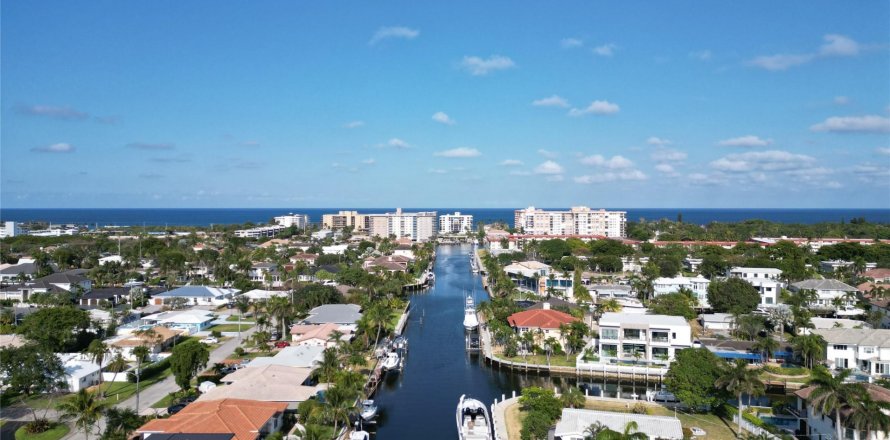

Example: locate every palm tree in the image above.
[56,389,109,440]
[597,421,648,440]
[752,336,779,363]
[847,392,890,440]
[84,339,108,388]
[267,296,292,338]
[715,359,765,437]
[543,336,560,366]
[791,334,825,369]
[808,366,859,440]
[234,295,251,340]
[103,407,144,439]
[132,344,150,413]
[366,303,390,348]
[322,385,355,436]
[561,386,586,409]
[315,347,340,383]
[583,421,609,439]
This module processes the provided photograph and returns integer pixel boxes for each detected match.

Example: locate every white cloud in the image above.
[717,135,774,147]
[877,147,890,156]
[362,158,376,165]
[580,154,635,169]
[834,96,851,106]
[689,50,712,61]
[431,111,455,125]
[381,138,410,149]
[537,149,559,158]
[650,148,687,162]
[748,54,814,71]
[460,55,516,76]
[592,43,617,57]
[810,115,890,133]
[534,160,564,175]
[532,95,570,108]
[710,150,816,172]
[574,170,647,184]
[500,159,523,166]
[655,163,676,174]
[16,104,89,120]
[568,100,620,116]
[369,26,419,45]
[434,147,481,158]
[646,137,672,146]
[560,38,583,49]
[344,120,365,129]
[819,34,860,57]
[31,142,75,153]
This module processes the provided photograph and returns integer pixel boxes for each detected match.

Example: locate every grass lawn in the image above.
[226,315,254,323]
[505,403,523,440]
[150,392,178,409]
[207,324,254,332]
[499,354,577,368]
[97,369,172,404]
[14,424,70,440]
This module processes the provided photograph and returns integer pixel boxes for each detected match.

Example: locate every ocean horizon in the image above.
[1,207,889,227]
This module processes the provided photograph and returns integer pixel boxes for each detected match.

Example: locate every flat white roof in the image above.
[730,267,783,274]
[599,312,689,327]
[554,409,683,440]
[248,345,324,369]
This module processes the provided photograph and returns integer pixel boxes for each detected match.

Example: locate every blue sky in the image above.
[2,1,889,209]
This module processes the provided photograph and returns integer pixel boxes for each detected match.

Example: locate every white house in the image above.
[790,279,862,316]
[249,263,282,288]
[98,255,123,266]
[652,275,710,307]
[150,286,238,306]
[700,313,734,331]
[321,244,348,255]
[59,353,102,392]
[727,266,783,281]
[139,309,216,333]
[795,383,890,440]
[0,221,24,238]
[273,213,309,229]
[812,328,890,377]
[554,409,683,440]
[597,313,693,365]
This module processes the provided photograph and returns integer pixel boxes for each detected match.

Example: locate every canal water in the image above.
[371,244,658,439]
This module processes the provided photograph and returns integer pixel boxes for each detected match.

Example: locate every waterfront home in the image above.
[301,304,362,326]
[503,260,553,293]
[248,263,282,288]
[588,284,633,299]
[726,267,784,307]
[812,328,890,377]
[58,353,102,392]
[241,289,289,301]
[109,325,180,361]
[507,303,578,348]
[150,286,239,306]
[139,309,216,334]
[597,312,692,365]
[864,268,890,283]
[652,275,710,307]
[794,383,890,440]
[137,399,287,440]
[248,345,325,369]
[362,255,412,274]
[289,253,318,266]
[790,279,862,316]
[553,408,683,440]
[697,338,793,363]
[290,323,352,347]
[198,365,323,409]
[700,313,734,331]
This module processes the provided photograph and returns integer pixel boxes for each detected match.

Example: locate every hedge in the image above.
[127,356,171,383]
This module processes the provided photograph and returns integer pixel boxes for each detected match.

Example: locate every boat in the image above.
[456,394,492,440]
[393,336,408,351]
[463,294,479,331]
[381,351,401,372]
[359,399,379,421]
[349,430,370,440]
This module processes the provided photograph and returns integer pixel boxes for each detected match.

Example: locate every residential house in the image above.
[248,263,282,288]
[554,409,683,440]
[110,325,181,361]
[392,244,416,260]
[587,284,633,300]
[302,304,363,326]
[652,275,710,308]
[812,328,890,377]
[241,289,289,302]
[150,286,239,306]
[794,383,890,440]
[321,244,348,255]
[248,345,325,369]
[289,323,352,347]
[700,313,734,331]
[0,261,38,284]
[507,303,578,348]
[289,253,318,266]
[820,259,878,274]
[37,272,92,293]
[597,312,693,365]
[362,255,412,274]
[198,365,323,409]
[137,399,287,440]
[864,268,890,284]
[79,287,129,307]
[0,280,69,303]
[503,261,552,293]
[727,266,783,281]
[59,353,103,392]
[140,309,216,333]
[790,279,862,316]
[727,268,784,307]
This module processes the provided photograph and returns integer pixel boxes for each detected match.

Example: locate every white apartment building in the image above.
[813,328,890,377]
[322,211,368,231]
[727,267,784,307]
[234,224,286,238]
[438,212,473,234]
[597,313,693,365]
[513,206,627,238]
[652,275,711,307]
[367,209,437,242]
[273,213,310,229]
[790,279,862,316]
[0,221,24,238]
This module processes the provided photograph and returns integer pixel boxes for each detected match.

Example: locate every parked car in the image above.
[167,403,187,415]
[654,390,679,402]
[274,341,290,348]
[200,336,219,344]
[268,332,280,341]
[690,427,706,437]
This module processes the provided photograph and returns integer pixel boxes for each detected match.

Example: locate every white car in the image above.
[690,427,706,437]
[200,336,219,344]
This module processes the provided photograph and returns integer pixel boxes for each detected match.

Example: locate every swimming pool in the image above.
[760,416,798,429]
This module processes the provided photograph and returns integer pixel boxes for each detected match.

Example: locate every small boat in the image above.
[463,295,479,331]
[456,394,492,440]
[349,430,370,440]
[360,399,379,421]
[393,336,408,351]
[381,351,401,372]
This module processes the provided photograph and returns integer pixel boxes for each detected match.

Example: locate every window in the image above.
[601,328,619,340]
[652,347,669,360]
[863,347,874,354]
[624,329,644,340]
[833,345,847,351]
[602,344,618,357]
[765,297,774,304]
[651,331,669,342]
[876,363,890,374]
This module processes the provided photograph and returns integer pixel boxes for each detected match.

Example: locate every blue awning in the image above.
[713,351,761,360]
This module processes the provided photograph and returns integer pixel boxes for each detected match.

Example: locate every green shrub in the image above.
[127,357,171,382]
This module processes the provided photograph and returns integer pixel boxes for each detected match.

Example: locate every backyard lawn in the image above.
[15,424,69,440]
[207,323,254,332]
[498,353,577,368]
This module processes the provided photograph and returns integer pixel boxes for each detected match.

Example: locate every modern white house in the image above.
[790,279,862,316]
[700,313,734,331]
[795,383,890,440]
[554,408,683,440]
[727,266,783,281]
[597,312,693,365]
[438,212,474,234]
[652,275,710,307]
[812,328,890,378]
[138,309,217,333]
[150,286,239,306]
[503,261,553,293]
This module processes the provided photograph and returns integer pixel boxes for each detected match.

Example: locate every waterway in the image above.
[371,244,660,439]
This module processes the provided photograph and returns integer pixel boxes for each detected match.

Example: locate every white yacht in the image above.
[463,294,479,331]
[455,394,492,440]
[349,430,370,440]
[360,399,379,421]
[381,351,401,372]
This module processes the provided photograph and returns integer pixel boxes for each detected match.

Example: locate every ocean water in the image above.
[1,208,888,227]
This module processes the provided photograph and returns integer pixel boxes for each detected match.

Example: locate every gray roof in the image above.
[812,329,890,348]
[248,345,325,369]
[303,304,362,325]
[153,286,238,298]
[0,263,37,275]
[554,409,683,440]
[791,279,857,292]
[36,272,89,284]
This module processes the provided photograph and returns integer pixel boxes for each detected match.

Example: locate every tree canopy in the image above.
[665,348,726,410]
[706,278,761,314]
[16,306,93,352]
[169,341,209,391]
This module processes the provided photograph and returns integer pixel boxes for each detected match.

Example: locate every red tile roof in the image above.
[138,399,286,440]
[507,309,578,329]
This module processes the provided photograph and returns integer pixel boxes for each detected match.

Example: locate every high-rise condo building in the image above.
[439,212,474,234]
[321,211,369,231]
[513,206,626,238]
[367,208,438,242]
